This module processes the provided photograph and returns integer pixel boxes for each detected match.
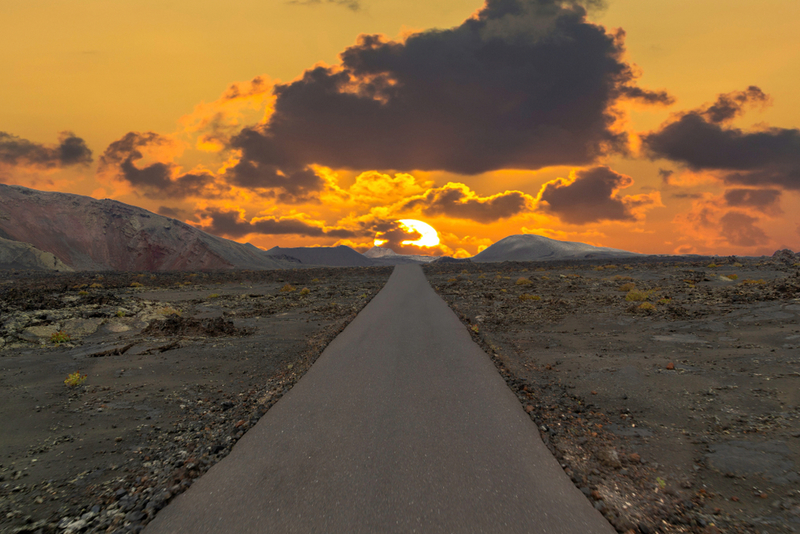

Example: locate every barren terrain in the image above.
[426,255,800,533]
[0,267,391,534]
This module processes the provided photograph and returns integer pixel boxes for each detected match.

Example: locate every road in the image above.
[144,265,615,533]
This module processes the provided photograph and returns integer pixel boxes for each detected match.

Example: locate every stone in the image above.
[597,447,622,469]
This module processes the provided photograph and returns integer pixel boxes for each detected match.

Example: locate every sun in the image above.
[374,219,440,248]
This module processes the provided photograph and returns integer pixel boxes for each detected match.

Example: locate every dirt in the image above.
[425,255,800,534]
[0,267,392,534]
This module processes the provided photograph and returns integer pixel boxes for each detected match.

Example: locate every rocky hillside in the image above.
[472,234,640,262]
[0,237,74,271]
[265,246,375,267]
[0,185,293,271]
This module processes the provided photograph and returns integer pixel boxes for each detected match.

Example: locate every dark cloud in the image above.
[373,220,430,255]
[723,188,782,215]
[537,166,637,224]
[99,132,213,199]
[402,184,532,223]
[288,0,361,12]
[229,0,669,184]
[197,209,359,239]
[719,211,769,247]
[0,131,92,168]
[642,87,800,190]
[658,168,674,183]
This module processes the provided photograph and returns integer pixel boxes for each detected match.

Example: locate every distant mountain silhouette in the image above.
[363,246,438,265]
[0,184,295,271]
[472,234,640,262]
[264,246,375,267]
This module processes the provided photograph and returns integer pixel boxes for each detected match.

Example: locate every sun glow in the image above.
[374,219,440,248]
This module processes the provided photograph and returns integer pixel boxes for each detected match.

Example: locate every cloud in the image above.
[99,132,214,199]
[402,182,533,222]
[195,208,360,239]
[0,131,92,169]
[642,87,800,190]
[536,166,661,224]
[723,188,782,216]
[672,193,773,252]
[289,0,361,11]
[228,0,669,186]
[225,156,325,202]
[719,211,769,247]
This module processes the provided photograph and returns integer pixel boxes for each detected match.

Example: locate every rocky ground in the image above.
[0,267,392,534]
[425,252,800,534]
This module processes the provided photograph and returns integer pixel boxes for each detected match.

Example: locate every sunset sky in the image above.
[2,0,799,257]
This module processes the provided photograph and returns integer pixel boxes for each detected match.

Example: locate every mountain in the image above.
[472,234,641,262]
[363,246,438,265]
[264,246,375,267]
[0,184,295,271]
[0,237,74,271]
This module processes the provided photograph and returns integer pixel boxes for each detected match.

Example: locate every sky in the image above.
[2,0,799,257]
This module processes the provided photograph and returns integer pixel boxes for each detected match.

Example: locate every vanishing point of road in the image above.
[144,265,615,533]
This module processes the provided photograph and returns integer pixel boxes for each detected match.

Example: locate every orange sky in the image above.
[2,0,799,256]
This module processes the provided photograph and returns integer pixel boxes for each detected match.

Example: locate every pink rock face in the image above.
[0,185,282,271]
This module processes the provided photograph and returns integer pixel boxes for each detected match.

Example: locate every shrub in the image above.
[658,298,671,305]
[741,278,766,285]
[619,282,636,292]
[299,287,310,296]
[115,310,126,318]
[519,294,541,301]
[207,293,221,299]
[448,277,458,283]
[280,284,297,292]
[638,302,656,311]
[613,275,634,281]
[625,290,649,302]
[64,371,87,387]
[159,306,181,316]
[129,281,143,288]
[707,263,719,268]
[725,274,738,280]
[89,283,103,289]
[78,291,89,296]
[51,331,71,344]
[515,277,532,286]
[311,278,321,283]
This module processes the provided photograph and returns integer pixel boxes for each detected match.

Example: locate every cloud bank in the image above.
[0,131,92,169]
[227,0,669,191]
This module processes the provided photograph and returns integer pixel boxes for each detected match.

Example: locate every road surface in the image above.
[145,265,614,533]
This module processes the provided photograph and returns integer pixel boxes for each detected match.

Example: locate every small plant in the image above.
[619,282,636,292]
[741,278,766,285]
[115,310,126,318]
[470,324,479,333]
[519,294,541,301]
[638,302,656,311]
[280,284,297,293]
[625,290,650,302]
[477,274,486,279]
[64,371,87,387]
[311,278,321,283]
[78,290,89,296]
[657,298,671,305]
[129,281,143,288]
[461,270,469,275]
[656,477,667,490]
[89,282,103,289]
[51,331,71,344]
[299,287,310,296]
[707,263,719,268]
[613,275,633,281]
[208,293,221,299]
[515,277,532,286]
[725,274,739,280]
[159,306,181,316]
[447,277,458,283]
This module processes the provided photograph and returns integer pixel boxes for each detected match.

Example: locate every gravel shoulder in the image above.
[0,267,392,534]
[426,255,800,534]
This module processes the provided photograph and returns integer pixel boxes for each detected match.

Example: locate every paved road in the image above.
[145,265,614,533]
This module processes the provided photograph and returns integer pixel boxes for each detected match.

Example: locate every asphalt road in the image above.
[145,265,615,533]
